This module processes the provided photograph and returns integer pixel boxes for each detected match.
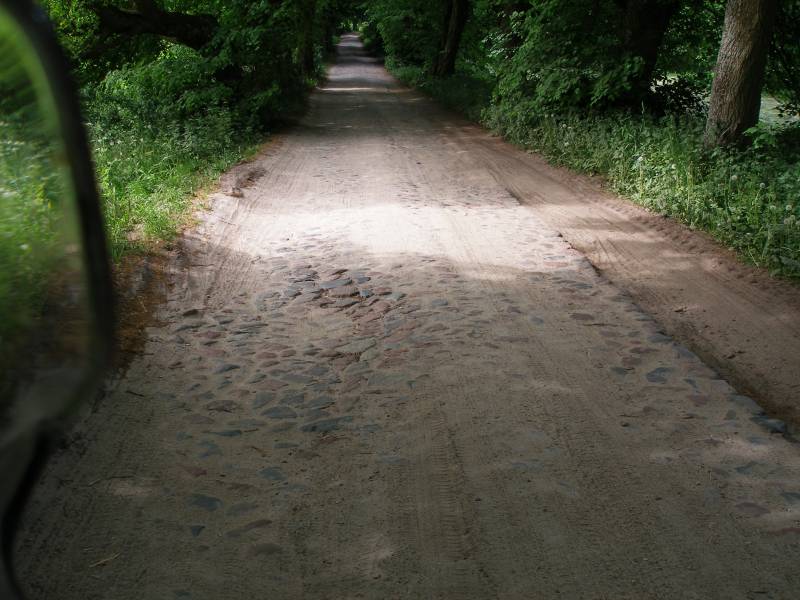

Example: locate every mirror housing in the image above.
[0,1,114,597]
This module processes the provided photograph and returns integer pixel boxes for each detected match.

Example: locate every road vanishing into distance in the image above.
[16,35,800,599]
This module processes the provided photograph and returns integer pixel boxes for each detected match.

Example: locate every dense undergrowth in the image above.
[84,45,264,260]
[376,6,800,279]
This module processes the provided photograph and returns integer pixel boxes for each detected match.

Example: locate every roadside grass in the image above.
[83,45,270,261]
[387,62,800,279]
[1,43,277,379]
[91,119,259,261]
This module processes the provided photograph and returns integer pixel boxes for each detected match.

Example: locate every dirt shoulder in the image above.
[452,126,800,432]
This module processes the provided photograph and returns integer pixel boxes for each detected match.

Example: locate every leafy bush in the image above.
[78,44,257,259]
[491,2,640,114]
[364,0,443,68]
[88,46,231,127]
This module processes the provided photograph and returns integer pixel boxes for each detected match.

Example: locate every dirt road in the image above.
[16,35,800,599]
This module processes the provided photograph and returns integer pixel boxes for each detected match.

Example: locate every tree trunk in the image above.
[704,0,778,147]
[619,0,680,104]
[431,0,469,77]
[94,0,217,51]
[299,0,317,77]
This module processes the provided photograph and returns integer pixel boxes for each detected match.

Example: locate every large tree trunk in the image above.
[704,0,778,148]
[94,0,217,50]
[431,0,469,77]
[619,0,680,104]
[299,0,317,77]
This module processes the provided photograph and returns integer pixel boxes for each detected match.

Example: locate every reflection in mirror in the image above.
[0,2,93,532]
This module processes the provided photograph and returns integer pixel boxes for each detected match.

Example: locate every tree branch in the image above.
[93,1,217,50]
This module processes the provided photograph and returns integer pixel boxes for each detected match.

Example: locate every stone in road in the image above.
[16,34,800,599]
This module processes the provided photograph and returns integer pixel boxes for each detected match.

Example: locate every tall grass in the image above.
[84,45,263,261]
[90,116,255,261]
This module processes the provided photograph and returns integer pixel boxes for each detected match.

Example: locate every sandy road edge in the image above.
[506,157,800,430]
[466,128,800,433]
[377,56,800,433]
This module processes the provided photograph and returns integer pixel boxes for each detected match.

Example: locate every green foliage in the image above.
[42,0,162,84]
[0,15,68,375]
[364,0,444,67]
[357,18,384,55]
[85,44,255,259]
[0,117,64,358]
[209,0,318,121]
[491,2,637,114]
[87,45,232,128]
[656,1,725,86]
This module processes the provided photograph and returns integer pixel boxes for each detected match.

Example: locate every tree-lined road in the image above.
[16,35,800,599]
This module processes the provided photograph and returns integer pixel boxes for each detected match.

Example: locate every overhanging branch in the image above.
[93,1,218,50]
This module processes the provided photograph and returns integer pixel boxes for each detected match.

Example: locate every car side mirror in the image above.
[0,2,114,597]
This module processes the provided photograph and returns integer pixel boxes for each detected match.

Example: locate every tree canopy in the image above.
[39,0,800,146]
[364,0,798,145]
